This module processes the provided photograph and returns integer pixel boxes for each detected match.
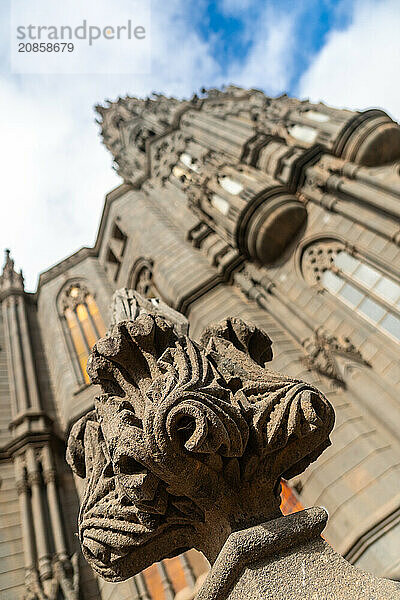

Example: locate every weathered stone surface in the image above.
[3,88,400,600]
[110,288,189,336]
[196,507,400,599]
[67,290,335,582]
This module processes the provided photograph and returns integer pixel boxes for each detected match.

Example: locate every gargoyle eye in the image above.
[116,455,147,476]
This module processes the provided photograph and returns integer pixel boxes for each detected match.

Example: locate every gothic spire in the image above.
[94,93,189,185]
[95,88,245,185]
[0,249,24,293]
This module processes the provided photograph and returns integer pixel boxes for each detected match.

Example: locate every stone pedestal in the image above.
[196,508,400,600]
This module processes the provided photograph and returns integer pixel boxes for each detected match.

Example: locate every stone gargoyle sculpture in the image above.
[66,290,335,583]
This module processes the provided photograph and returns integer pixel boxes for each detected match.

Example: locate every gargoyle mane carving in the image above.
[67,291,334,582]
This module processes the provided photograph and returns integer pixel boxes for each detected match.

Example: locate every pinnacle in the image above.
[0,249,24,291]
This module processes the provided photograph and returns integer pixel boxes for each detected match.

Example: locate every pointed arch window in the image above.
[128,258,160,299]
[61,283,106,385]
[302,242,400,343]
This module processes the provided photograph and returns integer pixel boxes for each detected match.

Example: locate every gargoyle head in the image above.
[67,304,334,582]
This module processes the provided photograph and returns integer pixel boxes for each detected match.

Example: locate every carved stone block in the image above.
[196,508,400,599]
[67,290,334,582]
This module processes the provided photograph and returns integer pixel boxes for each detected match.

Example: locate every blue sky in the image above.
[195,0,352,93]
[0,0,399,290]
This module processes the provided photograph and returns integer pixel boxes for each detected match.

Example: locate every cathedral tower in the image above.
[1,87,400,598]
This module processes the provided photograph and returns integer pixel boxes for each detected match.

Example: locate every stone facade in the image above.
[1,86,400,598]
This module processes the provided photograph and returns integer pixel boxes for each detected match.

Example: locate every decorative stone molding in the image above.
[23,556,79,600]
[51,554,79,600]
[176,151,307,265]
[67,290,335,582]
[187,222,244,281]
[128,257,157,299]
[150,130,189,184]
[16,477,29,495]
[301,240,343,285]
[60,282,90,312]
[187,221,213,249]
[43,469,57,485]
[302,327,369,387]
[24,568,48,600]
[195,507,400,599]
[27,471,42,487]
[200,86,264,119]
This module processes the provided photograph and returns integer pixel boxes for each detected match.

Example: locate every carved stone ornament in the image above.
[301,240,343,285]
[178,151,231,209]
[150,130,188,185]
[67,290,334,582]
[95,94,193,184]
[303,327,369,386]
[60,282,90,312]
[24,556,79,600]
[128,258,157,299]
[250,96,301,139]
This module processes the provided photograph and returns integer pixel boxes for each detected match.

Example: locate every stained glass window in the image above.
[61,283,106,385]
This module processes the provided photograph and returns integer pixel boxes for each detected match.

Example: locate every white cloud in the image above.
[298,0,400,121]
[0,0,222,290]
[5,0,397,291]
[226,6,296,94]
[1,0,300,290]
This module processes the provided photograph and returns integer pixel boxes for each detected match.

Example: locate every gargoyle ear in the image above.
[66,410,97,478]
[200,317,273,366]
